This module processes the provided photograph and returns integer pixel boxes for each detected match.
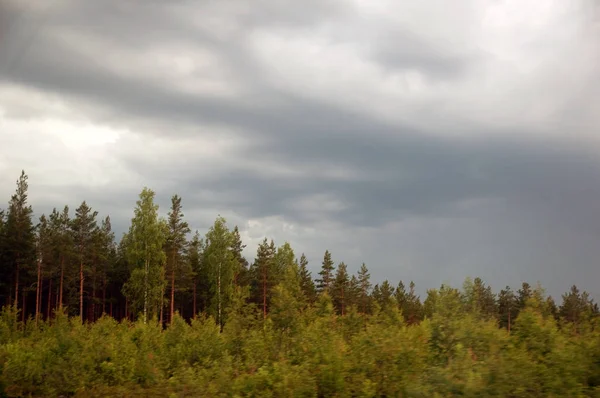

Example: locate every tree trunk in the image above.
[143,259,148,324]
[341,285,345,316]
[59,256,64,309]
[79,260,84,323]
[47,278,52,320]
[91,264,96,322]
[262,265,267,320]
[14,258,19,311]
[218,261,222,328]
[35,258,41,324]
[193,281,197,319]
[102,272,107,316]
[21,291,26,322]
[170,269,175,324]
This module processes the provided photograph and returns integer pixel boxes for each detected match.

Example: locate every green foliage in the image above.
[122,188,167,323]
[2,172,600,396]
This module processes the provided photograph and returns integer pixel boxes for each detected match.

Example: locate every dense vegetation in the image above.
[1,171,599,397]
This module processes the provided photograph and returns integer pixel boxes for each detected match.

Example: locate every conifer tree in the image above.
[49,206,72,311]
[250,238,277,319]
[186,231,204,317]
[357,263,371,314]
[97,216,116,318]
[165,195,191,324]
[316,250,335,293]
[297,254,316,304]
[3,171,36,314]
[71,201,99,323]
[331,262,349,315]
[122,188,167,324]
[230,226,249,288]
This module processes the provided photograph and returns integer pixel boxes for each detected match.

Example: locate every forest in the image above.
[1,170,600,397]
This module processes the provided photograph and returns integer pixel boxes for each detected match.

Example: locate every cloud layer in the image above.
[1,0,599,299]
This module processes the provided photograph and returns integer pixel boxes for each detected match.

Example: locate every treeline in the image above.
[0,171,598,328]
[2,171,600,396]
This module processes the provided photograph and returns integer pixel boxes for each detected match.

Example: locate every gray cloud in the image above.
[1,0,599,301]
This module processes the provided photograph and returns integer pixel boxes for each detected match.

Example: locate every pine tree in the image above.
[186,231,204,317]
[97,216,116,319]
[250,238,277,319]
[517,282,532,310]
[498,286,517,331]
[298,253,316,304]
[3,171,36,315]
[404,281,422,324]
[34,214,51,323]
[373,279,395,310]
[122,188,167,324]
[230,226,249,288]
[49,206,73,311]
[357,263,371,314]
[71,201,99,323]
[331,262,349,315]
[316,250,335,293]
[165,195,191,324]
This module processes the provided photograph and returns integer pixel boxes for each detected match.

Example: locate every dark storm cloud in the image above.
[2,0,600,300]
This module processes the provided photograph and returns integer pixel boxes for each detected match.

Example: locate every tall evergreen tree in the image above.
[498,286,517,331]
[373,279,395,311]
[517,282,532,310]
[97,216,116,319]
[48,206,73,311]
[230,226,249,288]
[298,253,316,304]
[250,238,277,319]
[186,231,204,317]
[165,195,191,324]
[3,171,36,314]
[122,188,167,324]
[71,201,99,323]
[331,262,349,315]
[34,214,50,323]
[316,250,335,293]
[357,263,371,314]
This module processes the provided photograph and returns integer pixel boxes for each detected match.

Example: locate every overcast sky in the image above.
[1,0,599,299]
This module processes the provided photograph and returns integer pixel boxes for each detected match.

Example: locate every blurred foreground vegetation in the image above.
[1,285,600,397]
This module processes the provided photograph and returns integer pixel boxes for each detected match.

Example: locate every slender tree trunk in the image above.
[125,297,129,321]
[143,258,148,324]
[35,258,41,324]
[193,281,197,319]
[160,293,164,325]
[79,260,84,323]
[21,291,26,322]
[262,265,267,320]
[91,264,96,322]
[170,269,175,324]
[59,256,64,309]
[341,285,345,316]
[218,261,222,328]
[102,272,107,315]
[47,278,52,320]
[14,258,19,311]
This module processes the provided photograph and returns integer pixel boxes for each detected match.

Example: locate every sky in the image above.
[1,0,599,300]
